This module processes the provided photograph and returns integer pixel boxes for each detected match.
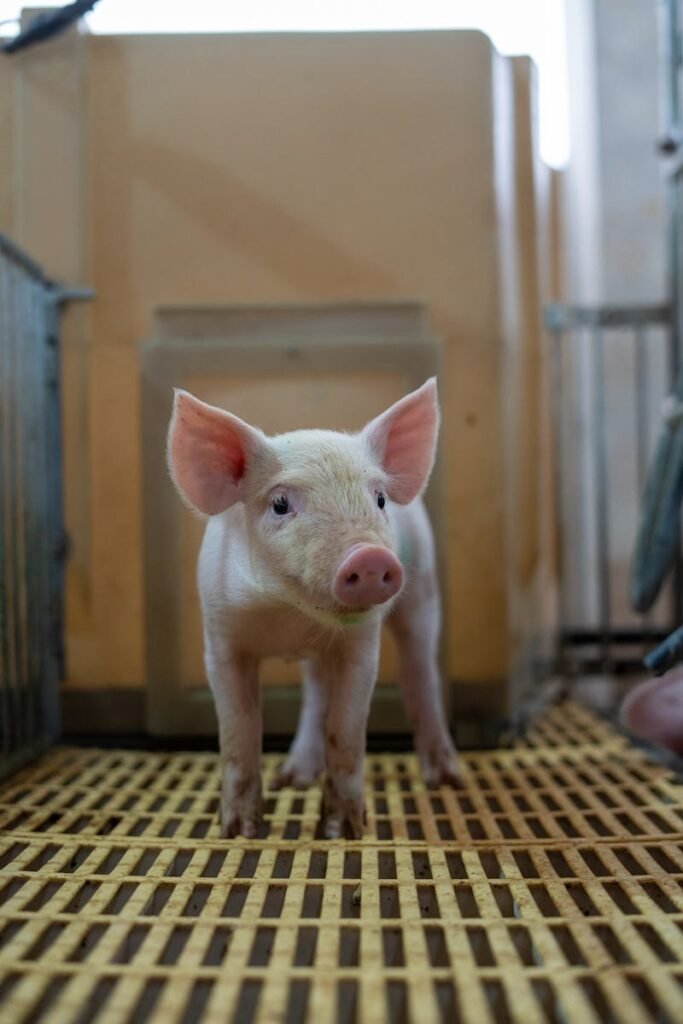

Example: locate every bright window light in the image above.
[1,0,569,167]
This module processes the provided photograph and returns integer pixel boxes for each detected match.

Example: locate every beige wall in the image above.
[1,28,555,715]
[500,58,558,697]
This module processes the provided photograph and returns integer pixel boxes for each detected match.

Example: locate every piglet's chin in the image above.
[311,602,380,630]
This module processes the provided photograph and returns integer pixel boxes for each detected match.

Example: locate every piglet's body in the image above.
[168,379,458,838]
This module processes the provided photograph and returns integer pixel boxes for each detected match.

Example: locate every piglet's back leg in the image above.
[272,660,326,789]
[389,568,460,787]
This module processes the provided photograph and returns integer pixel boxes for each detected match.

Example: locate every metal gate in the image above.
[545,0,683,677]
[545,302,678,675]
[0,233,90,779]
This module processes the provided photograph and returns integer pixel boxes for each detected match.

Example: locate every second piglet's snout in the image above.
[333,543,404,610]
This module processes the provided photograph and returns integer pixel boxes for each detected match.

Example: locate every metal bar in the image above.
[635,326,650,495]
[562,627,672,645]
[561,654,667,677]
[545,303,671,331]
[15,264,32,749]
[659,0,683,387]
[51,286,94,305]
[671,178,683,380]
[5,261,21,754]
[0,232,52,285]
[634,324,653,654]
[643,622,683,674]
[0,257,11,755]
[26,277,49,744]
[666,282,683,628]
[550,328,567,672]
[658,0,681,150]
[43,296,64,730]
[591,325,612,670]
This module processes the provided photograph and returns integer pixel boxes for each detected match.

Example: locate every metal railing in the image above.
[546,301,679,675]
[0,233,90,778]
[546,1,683,678]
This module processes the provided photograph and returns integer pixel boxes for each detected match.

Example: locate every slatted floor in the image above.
[0,701,683,1023]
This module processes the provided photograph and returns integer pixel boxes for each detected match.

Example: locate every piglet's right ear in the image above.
[167,390,266,515]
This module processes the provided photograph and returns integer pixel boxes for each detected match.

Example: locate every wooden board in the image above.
[141,305,442,733]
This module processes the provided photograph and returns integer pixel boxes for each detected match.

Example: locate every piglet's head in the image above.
[167,379,440,625]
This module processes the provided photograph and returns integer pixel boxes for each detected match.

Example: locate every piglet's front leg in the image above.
[321,632,379,840]
[205,638,263,838]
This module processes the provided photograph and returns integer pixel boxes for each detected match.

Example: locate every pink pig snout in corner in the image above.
[332,544,404,610]
[620,668,683,755]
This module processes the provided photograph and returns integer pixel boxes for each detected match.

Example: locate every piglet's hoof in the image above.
[272,749,324,791]
[416,734,462,788]
[322,778,366,839]
[220,777,263,838]
[221,814,261,839]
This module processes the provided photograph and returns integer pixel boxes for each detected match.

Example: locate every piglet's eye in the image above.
[272,495,290,515]
[377,493,386,510]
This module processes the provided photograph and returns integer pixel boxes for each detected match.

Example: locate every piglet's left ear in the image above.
[363,377,440,504]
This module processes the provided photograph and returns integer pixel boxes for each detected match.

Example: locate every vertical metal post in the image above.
[659,0,682,373]
[550,329,567,672]
[4,262,20,754]
[0,255,11,756]
[591,325,612,670]
[634,325,652,650]
[23,274,48,746]
[44,293,66,731]
[634,327,650,493]
[16,263,32,749]
[658,0,680,144]
[669,328,683,628]
[659,0,683,628]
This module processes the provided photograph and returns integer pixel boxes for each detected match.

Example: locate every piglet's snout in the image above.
[333,545,404,609]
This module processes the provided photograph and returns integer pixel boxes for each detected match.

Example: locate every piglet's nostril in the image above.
[348,572,359,584]
[383,571,392,584]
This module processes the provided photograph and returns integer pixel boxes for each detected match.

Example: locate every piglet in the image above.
[620,669,683,754]
[167,378,459,838]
